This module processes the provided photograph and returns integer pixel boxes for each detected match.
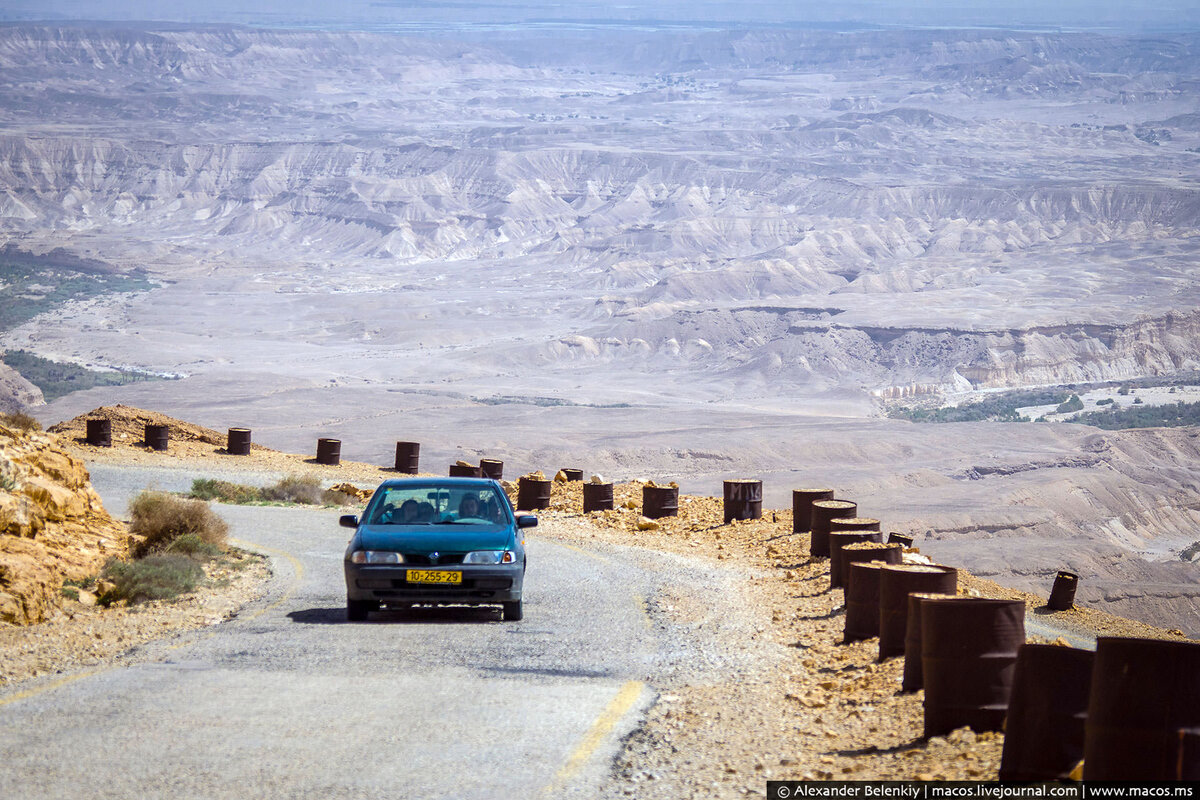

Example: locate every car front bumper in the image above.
[344,562,524,605]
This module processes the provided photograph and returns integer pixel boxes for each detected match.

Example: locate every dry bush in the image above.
[261,473,324,505]
[100,554,203,604]
[129,490,228,557]
[0,411,41,432]
[189,477,261,504]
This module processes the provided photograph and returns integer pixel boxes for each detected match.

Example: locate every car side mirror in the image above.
[517,515,538,529]
[339,514,359,529]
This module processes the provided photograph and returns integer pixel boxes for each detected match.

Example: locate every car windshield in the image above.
[368,485,511,526]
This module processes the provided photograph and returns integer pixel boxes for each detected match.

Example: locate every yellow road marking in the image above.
[550,539,612,564]
[541,680,645,797]
[227,539,305,624]
[632,592,653,630]
[0,668,107,710]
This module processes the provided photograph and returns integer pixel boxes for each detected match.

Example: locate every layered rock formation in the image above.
[0,423,129,624]
[0,363,41,413]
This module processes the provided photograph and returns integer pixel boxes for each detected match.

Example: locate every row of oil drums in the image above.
[795,487,1200,780]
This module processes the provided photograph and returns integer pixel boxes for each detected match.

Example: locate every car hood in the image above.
[358,524,513,553]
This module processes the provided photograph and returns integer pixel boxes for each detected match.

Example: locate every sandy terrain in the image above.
[0,23,1198,637]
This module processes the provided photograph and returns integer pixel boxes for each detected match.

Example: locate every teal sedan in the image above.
[341,478,534,621]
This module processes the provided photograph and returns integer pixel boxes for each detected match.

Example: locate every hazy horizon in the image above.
[2,0,1199,34]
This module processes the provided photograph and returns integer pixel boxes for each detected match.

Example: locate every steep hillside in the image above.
[0,422,129,624]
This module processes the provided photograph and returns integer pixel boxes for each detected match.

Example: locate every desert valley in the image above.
[0,5,1198,636]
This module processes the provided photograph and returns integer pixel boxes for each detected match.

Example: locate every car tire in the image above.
[347,598,373,622]
[502,600,523,621]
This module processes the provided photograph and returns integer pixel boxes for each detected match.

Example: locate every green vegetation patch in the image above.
[0,247,155,332]
[1067,400,1200,430]
[2,349,172,403]
[129,490,229,558]
[888,387,1070,423]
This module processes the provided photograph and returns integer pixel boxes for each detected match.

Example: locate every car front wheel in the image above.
[347,598,374,621]
[502,600,523,621]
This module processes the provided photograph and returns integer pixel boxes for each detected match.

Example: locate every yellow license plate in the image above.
[406,570,462,585]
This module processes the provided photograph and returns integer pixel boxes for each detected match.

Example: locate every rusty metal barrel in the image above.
[227,427,252,456]
[888,533,915,548]
[1047,571,1079,611]
[793,488,834,534]
[999,644,1095,781]
[316,438,341,466]
[642,485,679,519]
[394,442,420,473]
[879,565,958,661]
[561,468,584,482]
[921,597,1026,737]
[85,418,111,447]
[1084,637,1200,779]
[810,500,857,558]
[902,592,957,691]
[1179,729,1200,780]
[449,463,481,478]
[829,521,884,589]
[844,562,888,643]
[144,423,169,452]
[479,459,504,480]
[516,477,552,511]
[828,530,884,589]
[723,480,763,523]
[842,542,902,592]
[582,482,614,513]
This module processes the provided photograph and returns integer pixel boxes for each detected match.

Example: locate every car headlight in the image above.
[463,550,518,565]
[349,551,404,564]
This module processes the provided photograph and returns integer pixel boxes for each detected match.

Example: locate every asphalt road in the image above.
[0,465,764,800]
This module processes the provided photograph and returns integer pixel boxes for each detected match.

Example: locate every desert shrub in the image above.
[164,532,224,558]
[189,477,261,504]
[100,555,203,604]
[1055,394,1084,414]
[1133,397,1144,405]
[129,490,228,557]
[320,487,359,506]
[261,473,324,505]
[0,471,13,492]
[0,411,41,432]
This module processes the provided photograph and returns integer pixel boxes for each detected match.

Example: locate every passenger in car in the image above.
[458,494,480,519]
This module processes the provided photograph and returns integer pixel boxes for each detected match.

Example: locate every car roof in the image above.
[375,477,502,490]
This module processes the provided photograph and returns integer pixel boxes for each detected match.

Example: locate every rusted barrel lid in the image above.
[999,644,1095,781]
[921,597,1026,737]
[394,441,420,473]
[841,542,902,594]
[902,591,958,691]
[878,564,957,661]
[86,418,112,447]
[642,485,679,519]
[561,468,584,482]
[479,459,503,480]
[316,438,341,466]
[809,500,857,558]
[828,530,885,589]
[582,482,614,513]
[723,479,763,523]
[844,561,887,643]
[1084,636,1200,779]
[516,477,552,511]
[144,423,169,452]
[227,427,251,456]
[449,463,481,477]
[792,488,834,533]
[1047,571,1079,611]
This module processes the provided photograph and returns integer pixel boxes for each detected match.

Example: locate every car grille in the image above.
[403,553,465,566]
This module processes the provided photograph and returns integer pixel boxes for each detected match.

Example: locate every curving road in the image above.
[0,465,762,800]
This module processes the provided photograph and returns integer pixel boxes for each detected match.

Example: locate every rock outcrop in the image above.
[0,424,129,625]
[0,362,43,414]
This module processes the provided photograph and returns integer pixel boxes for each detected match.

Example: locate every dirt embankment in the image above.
[0,422,130,625]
